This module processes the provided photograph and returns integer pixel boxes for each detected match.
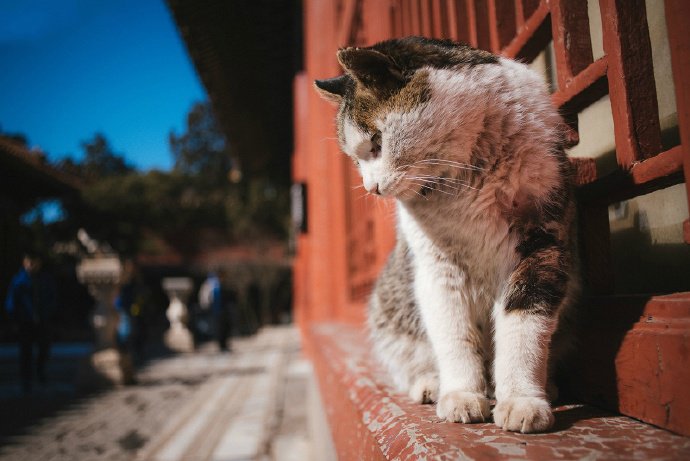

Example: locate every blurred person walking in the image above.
[4,252,57,393]
[114,260,148,384]
[199,271,232,352]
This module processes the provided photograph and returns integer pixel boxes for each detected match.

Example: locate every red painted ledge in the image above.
[308,322,690,461]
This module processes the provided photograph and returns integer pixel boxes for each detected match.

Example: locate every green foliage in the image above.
[54,133,134,181]
[46,102,289,257]
[81,171,289,245]
[83,171,226,232]
[80,133,134,179]
[225,179,290,238]
[169,102,233,186]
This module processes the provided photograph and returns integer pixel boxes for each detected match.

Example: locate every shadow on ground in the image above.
[0,339,179,445]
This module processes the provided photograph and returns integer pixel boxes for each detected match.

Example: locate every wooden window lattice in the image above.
[342,0,690,301]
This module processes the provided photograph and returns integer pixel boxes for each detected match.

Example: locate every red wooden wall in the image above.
[293,0,690,436]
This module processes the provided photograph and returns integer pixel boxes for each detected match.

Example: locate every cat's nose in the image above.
[369,183,381,195]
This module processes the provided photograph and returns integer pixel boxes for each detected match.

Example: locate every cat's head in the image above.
[315,37,498,200]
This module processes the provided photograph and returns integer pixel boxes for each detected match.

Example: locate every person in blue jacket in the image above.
[200,271,232,351]
[4,252,57,392]
[114,260,143,384]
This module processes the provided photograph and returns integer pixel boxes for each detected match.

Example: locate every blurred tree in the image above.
[54,157,83,178]
[167,100,290,241]
[80,133,134,179]
[44,102,289,257]
[169,102,234,186]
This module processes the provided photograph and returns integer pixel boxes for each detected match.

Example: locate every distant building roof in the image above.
[0,136,82,207]
[166,0,301,186]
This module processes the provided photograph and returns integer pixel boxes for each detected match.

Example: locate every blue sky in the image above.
[0,0,206,171]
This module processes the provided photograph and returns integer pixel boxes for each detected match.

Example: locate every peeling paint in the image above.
[311,324,690,460]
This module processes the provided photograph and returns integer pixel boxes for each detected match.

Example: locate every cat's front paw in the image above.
[409,374,439,404]
[436,390,490,423]
[493,397,554,433]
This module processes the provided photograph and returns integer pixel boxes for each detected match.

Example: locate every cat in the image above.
[315,37,578,434]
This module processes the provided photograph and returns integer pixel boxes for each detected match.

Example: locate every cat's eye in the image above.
[370,132,382,159]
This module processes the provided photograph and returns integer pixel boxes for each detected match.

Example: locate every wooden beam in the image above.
[488,0,516,52]
[515,0,525,29]
[550,0,594,88]
[568,293,690,436]
[337,0,359,46]
[445,0,460,41]
[664,0,690,243]
[420,0,433,37]
[501,1,550,62]
[552,57,609,114]
[390,0,404,38]
[630,145,684,186]
[473,0,491,50]
[431,0,447,38]
[465,0,479,47]
[410,0,422,35]
[599,0,662,168]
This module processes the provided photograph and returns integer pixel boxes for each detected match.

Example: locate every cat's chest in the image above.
[398,198,514,271]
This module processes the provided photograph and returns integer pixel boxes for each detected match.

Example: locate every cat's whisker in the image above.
[417,158,481,167]
[409,190,427,201]
[414,176,478,191]
[404,180,430,196]
[406,174,466,182]
[405,164,477,175]
[408,161,480,170]
[407,178,468,196]
[406,179,460,197]
[408,186,429,201]
[414,159,485,171]
[405,176,477,192]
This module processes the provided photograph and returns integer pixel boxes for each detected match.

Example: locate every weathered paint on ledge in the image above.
[309,323,690,461]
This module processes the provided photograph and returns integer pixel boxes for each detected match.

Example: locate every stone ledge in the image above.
[308,323,690,460]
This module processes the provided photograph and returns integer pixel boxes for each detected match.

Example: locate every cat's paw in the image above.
[409,374,439,404]
[436,390,491,423]
[493,397,554,433]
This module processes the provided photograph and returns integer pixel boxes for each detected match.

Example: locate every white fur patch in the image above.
[341,117,368,158]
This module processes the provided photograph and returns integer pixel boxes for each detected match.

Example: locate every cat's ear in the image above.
[337,48,404,96]
[314,75,348,105]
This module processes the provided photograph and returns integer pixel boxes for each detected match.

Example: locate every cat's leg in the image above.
[372,329,439,404]
[492,243,569,433]
[493,311,556,433]
[414,258,490,423]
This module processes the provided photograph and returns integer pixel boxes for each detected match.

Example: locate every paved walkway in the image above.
[0,326,311,461]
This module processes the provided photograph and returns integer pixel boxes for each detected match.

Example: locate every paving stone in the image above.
[0,326,309,461]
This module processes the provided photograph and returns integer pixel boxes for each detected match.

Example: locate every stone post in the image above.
[162,277,194,352]
[76,256,122,350]
[76,255,125,384]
